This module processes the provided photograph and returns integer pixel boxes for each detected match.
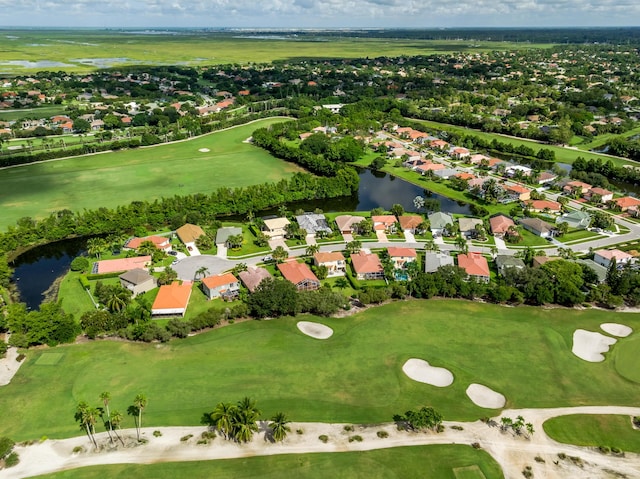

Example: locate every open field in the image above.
[30,445,503,479]
[0,118,298,229]
[543,414,640,453]
[0,30,554,74]
[414,119,637,168]
[0,300,638,442]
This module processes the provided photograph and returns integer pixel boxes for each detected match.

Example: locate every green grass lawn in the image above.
[30,445,503,479]
[543,415,640,453]
[557,229,599,243]
[0,106,67,122]
[413,119,637,168]
[1,300,639,442]
[613,333,640,384]
[0,118,300,229]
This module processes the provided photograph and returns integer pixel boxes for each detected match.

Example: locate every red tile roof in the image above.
[489,215,515,234]
[96,256,151,274]
[126,235,170,250]
[152,281,192,311]
[277,261,319,285]
[351,251,384,274]
[202,273,238,289]
[387,247,417,258]
[398,215,423,230]
[457,253,490,278]
[314,252,345,263]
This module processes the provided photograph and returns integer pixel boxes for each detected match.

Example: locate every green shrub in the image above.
[376,430,389,438]
[343,425,354,432]
[70,257,89,272]
[522,465,533,478]
[450,425,464,431]
[318,435,328,443]
[348,435,363,442]
[201,431,216,440]
[0,437,14,459]
[16,354,25,362]
[79,275,91,290]
[87,271,125,280]
[196,439,208,445]
[153,430,162,437]
[72,446,84,454]
[598,445,610,454]
[471,442,481,449]
[296,429,304,435]
[180,434,193,442]
[4,452,19,468]
[534,456,545,463]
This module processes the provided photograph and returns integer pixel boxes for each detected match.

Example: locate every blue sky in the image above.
[0,0,637,28]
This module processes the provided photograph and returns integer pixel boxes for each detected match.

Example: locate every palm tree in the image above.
[195,266,209,280]
[133,394,148,442]
[137,240,157,257]
[210,402,235,440]
[269,412,291,442]
[305,244,319,256]
[232,397,261,443]
[271,245,288,263]
[104,288,130,313]
[87,237,107,259]
[75,401,98,448]
[345,240,362,255]
[99,391,114,443]
[110,410,125,446]
[455,235,468,254]
[334,277,349,291]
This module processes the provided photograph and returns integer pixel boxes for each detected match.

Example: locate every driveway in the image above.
[268,238,289,251]
[403,231,416,242]
[216,243,227,259]
[173,255,235,281]
[375,230,388,242]
[342,233,354,243]
[493,236,507,251]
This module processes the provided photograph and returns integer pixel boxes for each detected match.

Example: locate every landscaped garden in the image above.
[0,300,637,442]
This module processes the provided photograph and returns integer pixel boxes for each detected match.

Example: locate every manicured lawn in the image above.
[614,333,640,384]
[543,415,640,453]
[0,105,67,122]
[1,300,639,442]
[30,445,503,479]
[0,118,300,229]
[557,229,599,243]
[413,119,637,168]
[515,228,549,247]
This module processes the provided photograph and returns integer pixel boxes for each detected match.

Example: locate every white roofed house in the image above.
[262,217,290,239]
[295,213,332,237]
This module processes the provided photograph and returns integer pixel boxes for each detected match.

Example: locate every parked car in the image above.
[168,250,178,256]
[262,255,273,262]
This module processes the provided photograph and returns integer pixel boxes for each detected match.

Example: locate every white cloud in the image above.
[2,0,639,27]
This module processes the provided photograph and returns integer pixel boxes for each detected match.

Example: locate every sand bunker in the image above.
[297,321,333,340]
[600,323,633,337]
[465,383,506,409]
[402,358,453,387]
[198,148,210,153]
[572,329,617,362]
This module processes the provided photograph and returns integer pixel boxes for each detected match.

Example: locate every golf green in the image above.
[614,334,640,384]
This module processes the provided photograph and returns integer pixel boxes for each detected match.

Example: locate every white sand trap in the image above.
[402,358,453,387]
[466,383,506,409]
[572,329,617,362]
[297,321,333,340]
[198,148,210,153]
[600,323,633,337]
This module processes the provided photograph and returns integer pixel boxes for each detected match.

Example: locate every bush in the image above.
[450,425,464,431]
[72,446,84,454]
[86,272,125,280]
[318,435,328,443]
[70,257,89,272]
[343,425,354,432]
[201,431,216,440]
[598,446,610,454]
[0,437,15,459]
[348,435,363,442]
[180,434,193,442]
[79,275,91,290]
[4,452,19,468]
[153,430,162,437]
[376,430,389,438]
[471,442,481,449]
[522,465,533,478]
[534,456,545,463]
[196,439,209,445]
[296,429,304,435]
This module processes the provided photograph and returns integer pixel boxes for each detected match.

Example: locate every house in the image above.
[277,261,320,291]
[176,223,206,248]
[215,227,242,247]
[201,273,240,300]
[503,184,531,202]
[387,247,417,270]
[295,213,332,236]
[556,210,591,229]
[506,165,532,178]
[372,215,397,233]
[574,259,608,283]
[429,139,449,150]
[313,252,346,277]
[433,168,459,179]
[457,253,490,283]
[450,147,470,159]
[398,215,424,233]
[458,217,484,238]
[489,215,515,237]
[125,235,172,251]
[151,281,192,317]
[238,267,272,293]
[262,217,291,239]
[613,196,640,212]
[537,172,557,184]
[416,162,446,174]
[351,251,385,280]
[519,218,556,238]
[533,256,557,268]
[93,256,152,274]
[335,215,365,234]
[524,200,561,213]
[563,180,592,195]
[585,187,613,203]
[495,255,526,276]
[119,268,157,296]
[468,154,490,165]
[455,172,476,181]
[424,251,454,273]
[593,249,633,268]
[428,212,454,236]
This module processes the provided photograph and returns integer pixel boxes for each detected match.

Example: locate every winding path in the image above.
[3,406,640,479]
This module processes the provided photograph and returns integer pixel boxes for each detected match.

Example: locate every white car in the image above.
[262,255,273,262]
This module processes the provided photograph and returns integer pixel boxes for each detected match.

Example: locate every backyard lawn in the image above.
[0,300,638,442]
[0,118,299,229]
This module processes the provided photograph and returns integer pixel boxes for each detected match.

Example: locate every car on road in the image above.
[262,255,273,262]
[168,250,178,256]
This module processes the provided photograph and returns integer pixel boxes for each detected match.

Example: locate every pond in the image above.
[11,168,471,310]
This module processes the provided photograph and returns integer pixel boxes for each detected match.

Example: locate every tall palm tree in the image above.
[305,244,319,257]
[137,240,157,257]
[195,266,209,280]
[269,412,291,442]
[133,394,148,441]
[109,410,125,446]
[99,391,114,443]
[210,402,235,440]
[87,237,107,259]
[75,401,98,448]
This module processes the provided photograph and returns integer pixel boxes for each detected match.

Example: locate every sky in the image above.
[0,0,638,28]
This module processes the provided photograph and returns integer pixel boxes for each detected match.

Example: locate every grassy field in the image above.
[413,119,637,168]
[543,415,640,453]
[0,300,638,442]
[0,30,554,74]
[0,118,299,229]
[613,333,640,383]
[31,445,503,479]
[0,105,67,122]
